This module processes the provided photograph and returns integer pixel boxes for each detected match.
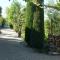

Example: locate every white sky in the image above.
[0,0,26,18]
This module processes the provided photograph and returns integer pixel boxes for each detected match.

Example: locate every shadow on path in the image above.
[0,38,60,60]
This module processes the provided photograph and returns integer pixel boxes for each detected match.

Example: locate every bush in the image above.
[0,16,6,28]
[9,24,13,29]
[25,2,34,46]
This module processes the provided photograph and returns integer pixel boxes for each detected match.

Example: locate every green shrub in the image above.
[9,24,13,29]
[25,2,34,46]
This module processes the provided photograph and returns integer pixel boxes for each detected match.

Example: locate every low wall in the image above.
[48,35,60,53]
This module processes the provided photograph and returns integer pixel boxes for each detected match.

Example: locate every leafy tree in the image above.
[0,7,6,28]
[0,16,6,28]
[0,7,2,16]
[6,0,22,37]
[47,1,60,35]
[47,10,60,35]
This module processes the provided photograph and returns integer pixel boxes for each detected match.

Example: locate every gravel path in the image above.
[0,29,60,60]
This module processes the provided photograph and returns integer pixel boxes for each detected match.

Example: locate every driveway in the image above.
[0,29,60,60]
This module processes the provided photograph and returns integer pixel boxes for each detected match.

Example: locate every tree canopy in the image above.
[6,0,23,37]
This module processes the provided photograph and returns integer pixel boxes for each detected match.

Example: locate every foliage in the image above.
[25,0,45,49]
[0,7,2,16]
[0,16,6,28]
[6,0,23,37]
[25,1,34,46]
[47,9,60,35]
[44,19,50,38]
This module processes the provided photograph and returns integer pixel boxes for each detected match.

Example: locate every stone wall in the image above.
[48,35,60,53]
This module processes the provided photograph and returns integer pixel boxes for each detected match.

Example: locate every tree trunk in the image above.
[30,0,45,49]
[25,0,45,49]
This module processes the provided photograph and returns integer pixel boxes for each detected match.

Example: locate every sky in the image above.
[44,0,57,19]
[0,0,57,18]
[0,0,26,18]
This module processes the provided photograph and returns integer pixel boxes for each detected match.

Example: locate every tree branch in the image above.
[34,3,60,10]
